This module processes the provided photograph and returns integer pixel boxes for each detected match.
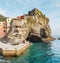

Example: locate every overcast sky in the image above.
[0,0,60,37]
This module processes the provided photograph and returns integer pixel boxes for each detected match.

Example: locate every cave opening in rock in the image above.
[40,28,47,38]
[26,35,42,42]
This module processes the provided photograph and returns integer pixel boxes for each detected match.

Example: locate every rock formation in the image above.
[1,8,54,43]
[26,8,54,42]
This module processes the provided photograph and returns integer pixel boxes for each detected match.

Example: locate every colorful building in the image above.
[0,21,7,38]
[17,16,23,20]
[6,18,12,33]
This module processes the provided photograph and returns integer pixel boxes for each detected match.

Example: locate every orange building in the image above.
[17,16,23,20]
[0,21,7,38]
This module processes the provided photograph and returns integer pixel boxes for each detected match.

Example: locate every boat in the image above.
[0,41,30,57]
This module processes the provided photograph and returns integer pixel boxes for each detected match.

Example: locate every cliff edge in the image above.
[26,8,54,42]
[1,8,54,43]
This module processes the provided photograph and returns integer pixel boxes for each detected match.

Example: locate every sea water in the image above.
[0,40,60,63]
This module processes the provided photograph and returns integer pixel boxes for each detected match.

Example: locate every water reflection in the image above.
[28,42,53,63]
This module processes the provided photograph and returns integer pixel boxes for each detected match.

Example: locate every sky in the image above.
[0,0,60,37]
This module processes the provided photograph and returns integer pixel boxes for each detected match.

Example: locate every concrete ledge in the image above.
[0,42,30,57]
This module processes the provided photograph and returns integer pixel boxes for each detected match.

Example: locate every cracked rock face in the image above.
[26,8,54,42]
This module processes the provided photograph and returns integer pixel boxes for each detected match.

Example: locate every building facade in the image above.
[0,21,7,38]
[6,18,12,33]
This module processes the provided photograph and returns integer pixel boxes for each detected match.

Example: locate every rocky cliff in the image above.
[6,8,54,43]
[25,8,54,42]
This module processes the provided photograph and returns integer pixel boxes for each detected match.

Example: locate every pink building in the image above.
[0,21,7,38]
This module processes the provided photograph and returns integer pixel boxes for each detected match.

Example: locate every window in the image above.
[3,26,7,29]
[4,30,6,32]
[3,27,5,28]
[15,26,18,28]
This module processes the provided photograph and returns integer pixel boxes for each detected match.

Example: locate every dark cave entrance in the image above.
[40,28,47,38]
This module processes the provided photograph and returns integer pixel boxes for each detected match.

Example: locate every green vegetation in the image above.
[0,14,7,21]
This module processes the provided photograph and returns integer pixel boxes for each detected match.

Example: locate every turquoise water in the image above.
[0,40,60,63]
